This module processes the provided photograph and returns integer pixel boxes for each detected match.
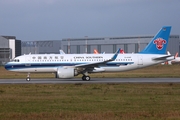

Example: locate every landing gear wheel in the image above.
[82,76,90,81]
[82,76,85,81]
[85,76,90,81]
[26,77,31,81]
[26,73,31,81]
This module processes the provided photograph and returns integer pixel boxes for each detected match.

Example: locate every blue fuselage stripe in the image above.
[5,62,134,70]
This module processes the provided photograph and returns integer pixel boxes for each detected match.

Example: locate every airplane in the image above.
[93,49,105,54]
[162,52,180,65]
[93,49,99,54]
[120,49,125,54]
[94,48,124,54]
[4,26,174,81]
[171,52,180,64]
[59,49,65,54]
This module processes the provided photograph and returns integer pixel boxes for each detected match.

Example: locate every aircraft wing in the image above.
[152,55,174,60]
[75,48,120,68]
[72,48,134,73]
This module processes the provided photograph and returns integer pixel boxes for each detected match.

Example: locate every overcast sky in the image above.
[0,0,179,40]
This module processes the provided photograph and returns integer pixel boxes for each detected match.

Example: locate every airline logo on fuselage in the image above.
[153,38,166,50]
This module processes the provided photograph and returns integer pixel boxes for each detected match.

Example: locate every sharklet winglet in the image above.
[110,48,120,61]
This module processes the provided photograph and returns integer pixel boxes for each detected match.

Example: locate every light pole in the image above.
[68,38,70,54]
[85,36,88,53]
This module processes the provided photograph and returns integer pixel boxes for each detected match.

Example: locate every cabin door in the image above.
[25,56,34,71]
[138,56,143,65]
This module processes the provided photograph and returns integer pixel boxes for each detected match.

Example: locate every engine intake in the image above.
[57,67,78,78]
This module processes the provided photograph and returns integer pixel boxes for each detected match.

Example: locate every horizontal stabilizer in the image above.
[152,55,174,60]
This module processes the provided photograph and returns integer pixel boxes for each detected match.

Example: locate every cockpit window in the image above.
[12,59,20,62]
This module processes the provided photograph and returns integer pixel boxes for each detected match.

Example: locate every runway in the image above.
[0,78,180,84]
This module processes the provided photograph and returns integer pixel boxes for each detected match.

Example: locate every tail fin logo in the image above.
[153,38,166,50]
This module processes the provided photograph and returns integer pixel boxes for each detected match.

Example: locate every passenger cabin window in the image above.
[38,56,41,59]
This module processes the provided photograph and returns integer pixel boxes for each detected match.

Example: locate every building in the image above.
[21,40,62,54]
[61,35,180,54]
[0,36,21,65]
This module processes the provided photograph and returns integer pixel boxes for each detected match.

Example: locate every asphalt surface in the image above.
[0,78,180,84]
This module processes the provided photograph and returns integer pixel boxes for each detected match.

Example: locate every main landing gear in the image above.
[82,75,90,81]
[26,73,31,81]
[81,71,91,81]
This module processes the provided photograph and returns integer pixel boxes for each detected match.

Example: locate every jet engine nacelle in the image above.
[57,67,78,78]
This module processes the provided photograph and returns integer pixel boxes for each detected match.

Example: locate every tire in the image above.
[82,76,85,81]
[85,76,90,81]
[26,77,31,81]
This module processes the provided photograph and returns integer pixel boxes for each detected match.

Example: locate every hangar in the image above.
[21,35,179,55]
[61,35,179,54]
[21,35,180,55]
[21,40,61,54]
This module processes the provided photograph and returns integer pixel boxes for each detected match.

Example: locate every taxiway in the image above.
[0,78,179,84]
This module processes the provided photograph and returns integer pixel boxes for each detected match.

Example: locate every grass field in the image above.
[0,65,180,119]
[0,83,180,120]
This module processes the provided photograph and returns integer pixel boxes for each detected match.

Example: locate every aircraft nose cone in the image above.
[4,63,10,70]
[4,63,8,70]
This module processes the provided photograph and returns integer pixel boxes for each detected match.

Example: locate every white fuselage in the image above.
[5,53,173,73]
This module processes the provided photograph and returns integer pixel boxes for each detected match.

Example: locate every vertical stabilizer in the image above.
[120,49,125,54]
[94,49,99,54]
[140,26,171,54]
[175,52,178,58]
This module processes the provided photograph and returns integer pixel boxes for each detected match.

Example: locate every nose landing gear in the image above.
[26,73,31,81]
